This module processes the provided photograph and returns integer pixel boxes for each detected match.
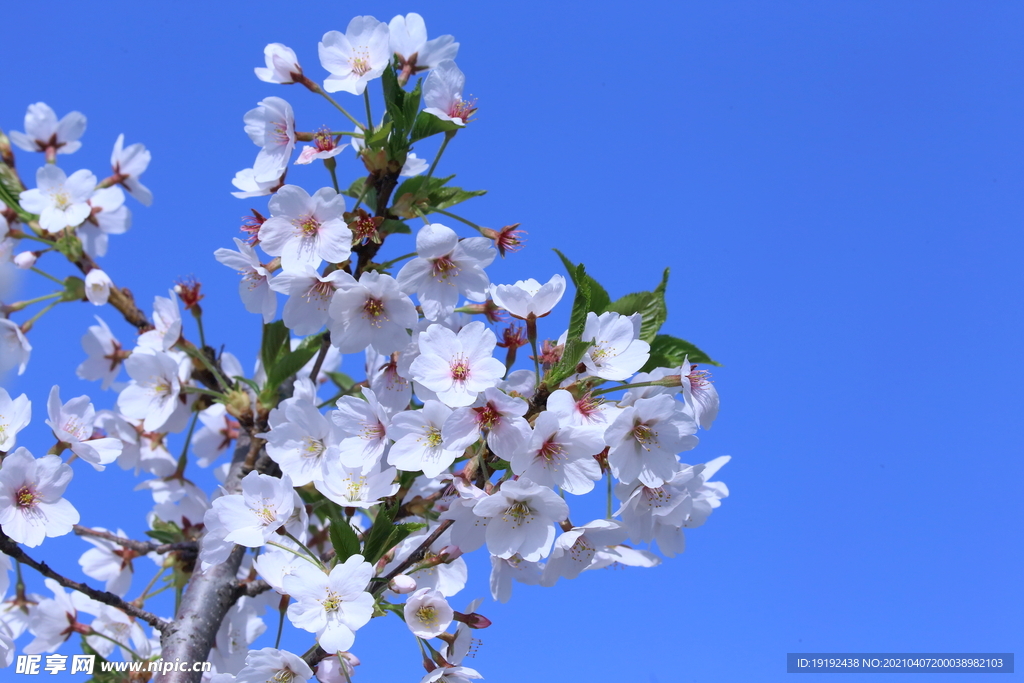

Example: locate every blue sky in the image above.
[1,1,1022,681]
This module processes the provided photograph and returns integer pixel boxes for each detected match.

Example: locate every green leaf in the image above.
[379,219,411,236]
[361,502,398,564]
[605,268,669,343]
[233,376,261,394]
[641,334,720,373]
[394,174,454,203]
[546,339,593,388]
[364,120,393,150]
[403,79,423,131]
[326,371,356,391]
[265,332,324,392]
[145,519,183,544]
[553,249,611,314]
[410,111,462,142]
[328,513,362,564]
[261,320,290,370]
[426,185,487,212]
[545,265,595,387]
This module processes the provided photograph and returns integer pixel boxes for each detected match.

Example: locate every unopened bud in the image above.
[13,251,37,269]
[224,388,252,419]
[388,574,417,594]
[454,610,492,629]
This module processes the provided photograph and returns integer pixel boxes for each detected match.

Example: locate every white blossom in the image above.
[9,103,86,155]
[244,96,296,183]
[284,556,375,653]
[328,271,417,355]
[605,394,698,487]
[84,268,113,305]
[110,134,153,205]
[473,478,569,562]
[423,61,476,126]
[409,322,505,408]
[215,237,278,323]
[404,587,453,638]
[0,320,31,376]
[319,17,391,95]
[397,223,495,320]
[45,386,122,469]
[0,388,30,452]
[19,165,95,233]
[0,448,79,547]
[258,185,351,271]
[255,43,303,84]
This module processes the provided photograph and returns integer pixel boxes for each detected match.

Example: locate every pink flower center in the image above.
[305,280,334,306]
[272,122,290,145]
[431,255,460,281]
[448,97,478,122]
[363,297,386,325]
[296,214,322,237]
[314,126,337,152]
[474,403,501,428]
[688,366,712,392]
[350,52,372,76]
[539,439,565,462]
[16,485,38,509]
[450,354,471,382]
[575,393,604,423]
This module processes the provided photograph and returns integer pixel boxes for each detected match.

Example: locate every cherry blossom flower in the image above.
[0,388,31,452]
[420,666,484,683]
[315,461,399,508]
[117,350,183,432]
[329,271,417,355]
[579,311,651,381]
[540,519,627,585]
[397,223,495,320]
[0,448,79,548]
[404,587,453,638]
[84,268,112,305]
[384,523,468,597]
[19,165,96,233]
[439,479,490,554]
[214,237,278,323]
[23,579,101,654]
[231,167,281,198]
[605,394,698,488]
[423,60,476,126]
[295,127,349,165]
[9,103,86,156]
[409,322,505,408]
[389,13,459,79]
[244,96,296,183]
[270,264,354,335]
[255,43,304,84]
[319,17,391,95]
[489,274,566,320]
[95,411,175,477]
[79,185,131,258]
[489,553,542,604]
[284,555,375,653]
[0,319,31,376]
[260,397,335,484]
[509,411,604,495]
[137,290,182,352]
[333,389,391,471]
[75,319,123,385]
[209,471,296,547]
[192,403,238,467]
[110,134,153,206]
[473,478,569,562]
[682,360,720,430]
[315,654,360,683]
[85,602,150,661]
[442,387,530,460]
[77,526,137,596]
[546,388,621,434]
[387,400,462,478]
[367,348,412,413]
[258,185,351,270]
[236,647,314,683]
[45,386,122,470]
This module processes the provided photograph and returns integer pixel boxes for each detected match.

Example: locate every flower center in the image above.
[50,188,72,210]
[642,485,671,509]
[301,437,326,459]
[449,355,470,382]
[575,393,604,422]
[539,439,564,462]
[360,419,386,442]
[474,403,500,428]
[431,255,460,282]
[350,51,372,76]
[449,97,478,122]
[61,416,90,441]
[425,426,443,448]
[305,279,334,305]
[253,499,278,525]
[321,589,342,612]
[15,485,38,509]
[295,214,321,237]
[314,126,336,152]
[503,501,532,525]
[272,671,295,683]
[416,605,439,626]
[689,367,712,392]
[363,297,387,326]
[632,423,657,450]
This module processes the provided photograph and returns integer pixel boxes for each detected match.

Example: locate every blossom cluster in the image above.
[0,12,730,683]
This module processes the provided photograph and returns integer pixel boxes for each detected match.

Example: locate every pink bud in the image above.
[13,251,37,269]
[389,574,417,594]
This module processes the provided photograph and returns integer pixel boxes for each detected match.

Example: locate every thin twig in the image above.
[372,519,454,596]
[308,332,331,382]
[72,525,196,555]
[0,531,169,632]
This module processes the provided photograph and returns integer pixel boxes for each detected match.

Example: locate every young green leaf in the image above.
[328,512,362,564]
[641,333,720,372]
[553,249,611,314]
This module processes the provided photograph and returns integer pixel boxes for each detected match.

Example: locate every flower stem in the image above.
[377,252,418,269]
[591,377,681,397]
[30,266,63,285]
[363,90,374,134]
[425,130,455,182]
[19,300,61,332]
[432,208,485,234]
[314,88,365,130]
[173,412,200,478]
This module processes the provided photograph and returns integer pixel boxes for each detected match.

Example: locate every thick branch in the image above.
[154,431,261,683]
[0,530,168,632]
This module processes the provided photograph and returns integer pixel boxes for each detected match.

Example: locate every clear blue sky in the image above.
[1,2,1021,681]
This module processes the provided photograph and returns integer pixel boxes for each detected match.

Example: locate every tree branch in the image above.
[372,519,454,597]
[72,525,197,555]
[0,530,169,632]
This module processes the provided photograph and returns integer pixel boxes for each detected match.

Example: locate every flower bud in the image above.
[388,574,417,594]
[13,251,37,269]
[84,269,112,306]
